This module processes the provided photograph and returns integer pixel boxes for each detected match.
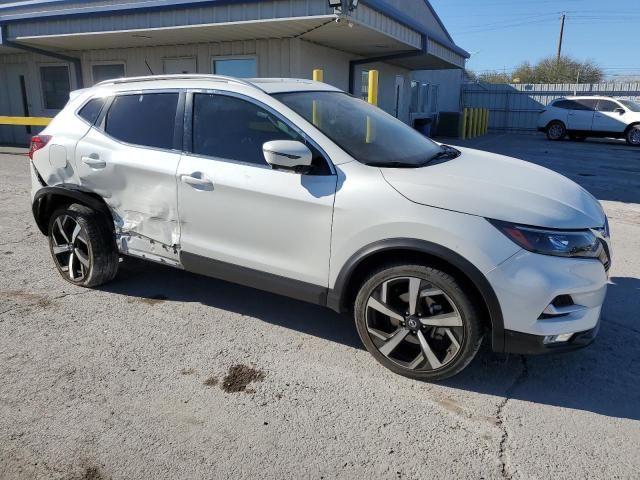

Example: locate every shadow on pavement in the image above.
[101,257,640,421]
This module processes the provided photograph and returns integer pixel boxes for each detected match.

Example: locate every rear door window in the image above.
[574,99,598,111]
[104,93,179,149]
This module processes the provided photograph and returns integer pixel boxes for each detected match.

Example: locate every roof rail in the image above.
[94,74,262,91]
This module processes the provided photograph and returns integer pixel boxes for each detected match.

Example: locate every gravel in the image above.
[1,135,638,479]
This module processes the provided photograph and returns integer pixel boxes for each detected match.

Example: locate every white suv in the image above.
[30,75,611,381]
[538,95,640,145]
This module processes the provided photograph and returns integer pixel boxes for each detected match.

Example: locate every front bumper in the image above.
[487,249,608,352]
[503,320,600,355]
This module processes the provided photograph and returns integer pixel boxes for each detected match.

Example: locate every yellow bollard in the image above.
[366,70,379,143]
[467,108,473,139]
[469,108,478,138]
[312,69,324,127]
[367,69,379,106]
[461,108,468,140]
[485,109,490,134]
[482,109,487,135]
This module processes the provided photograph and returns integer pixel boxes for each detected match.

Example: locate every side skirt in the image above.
[180,252,328,306]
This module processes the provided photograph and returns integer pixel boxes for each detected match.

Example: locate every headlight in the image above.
[489,219,602,258]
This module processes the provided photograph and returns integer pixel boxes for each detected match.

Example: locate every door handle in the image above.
[81,155,106,169]
[180,174,213,188]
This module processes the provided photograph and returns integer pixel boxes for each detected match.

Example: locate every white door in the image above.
[163,57,197,74]
[75,92,182,259]
[567,99,597,131]
[4,64,33,145]
[177,92,337,290]
[593,99,627,133]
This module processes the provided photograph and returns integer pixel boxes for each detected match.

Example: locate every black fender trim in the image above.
[326,238,506,352]
[32,185,112,235]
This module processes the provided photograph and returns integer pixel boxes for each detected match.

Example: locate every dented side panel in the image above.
[74,127,181,262]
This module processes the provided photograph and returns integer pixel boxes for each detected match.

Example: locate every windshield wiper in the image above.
[368,161,415,168]
[423,145,461,164]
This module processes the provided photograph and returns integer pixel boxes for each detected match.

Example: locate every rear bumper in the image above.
[503,320,600,355]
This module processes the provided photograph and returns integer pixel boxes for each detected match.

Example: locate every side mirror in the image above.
[614,108,625,115]
[263,140,313,172]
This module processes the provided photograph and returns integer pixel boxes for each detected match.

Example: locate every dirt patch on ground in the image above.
[180,368,195,376]
[0,290,53,310]
[221,365,265,393]
[203,376,218,387]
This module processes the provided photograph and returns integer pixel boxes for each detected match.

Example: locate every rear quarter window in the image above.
[104,93,179,150]
[78,98,106,124]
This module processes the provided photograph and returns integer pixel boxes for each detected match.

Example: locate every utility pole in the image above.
[556,14,566,65]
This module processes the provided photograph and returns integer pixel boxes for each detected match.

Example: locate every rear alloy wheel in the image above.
[626,125,640,146]
[48,204,119,287]
[546,121,567,141]
[354,264,483,381]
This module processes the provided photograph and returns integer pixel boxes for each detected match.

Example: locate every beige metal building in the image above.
[0,0,468,145]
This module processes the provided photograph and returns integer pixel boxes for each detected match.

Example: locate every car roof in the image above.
[87,75,342,95]
[560,96,617,101]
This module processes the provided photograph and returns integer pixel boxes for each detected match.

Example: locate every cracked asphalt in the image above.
[1,134,639,479]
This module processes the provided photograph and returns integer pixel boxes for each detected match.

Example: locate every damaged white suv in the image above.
[30,75,611,381]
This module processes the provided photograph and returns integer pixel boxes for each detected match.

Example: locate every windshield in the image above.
[620,100,640,112]
[274,91,441,167]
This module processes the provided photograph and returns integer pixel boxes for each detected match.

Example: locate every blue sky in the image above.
[429,0,640,79]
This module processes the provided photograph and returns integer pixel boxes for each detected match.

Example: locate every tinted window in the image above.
[213,58,257,78]
[553,100,574,109]
[597,100,620,112]
[92,63,125,83]
[78,98,105,124]
[105,93,178,149]
[574,99,598,110]
[40,65,71,110]
[193,94,301,166]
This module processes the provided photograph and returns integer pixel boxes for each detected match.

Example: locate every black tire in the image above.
[546,121,567,141]
[626,124,640,146]
[48,203,119,287]
[568,134,586,142]
[354,263,484,382]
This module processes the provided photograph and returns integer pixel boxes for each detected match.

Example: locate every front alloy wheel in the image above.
[626,125,640,146]
[546,121,566,141]
[354,264,483,381]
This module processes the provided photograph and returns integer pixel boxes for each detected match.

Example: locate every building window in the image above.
[40,65,70,110]
[213,58,257,78]
[92,63,125,84]
[105,93,179,150]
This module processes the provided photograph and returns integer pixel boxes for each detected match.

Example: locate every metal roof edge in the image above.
[362,0,469,59]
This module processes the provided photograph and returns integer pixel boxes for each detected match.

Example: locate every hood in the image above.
[381,147,605,229]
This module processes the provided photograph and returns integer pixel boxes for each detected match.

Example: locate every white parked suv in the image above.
[538,95,640,145]
[30,75,611,381]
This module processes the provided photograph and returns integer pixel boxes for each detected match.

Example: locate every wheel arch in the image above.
[32,186,114,235]
[327,239,506,352]
[625,121,640,133]
[546,118,566,130]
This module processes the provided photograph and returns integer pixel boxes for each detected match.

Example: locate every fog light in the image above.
[543,333,574,344]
